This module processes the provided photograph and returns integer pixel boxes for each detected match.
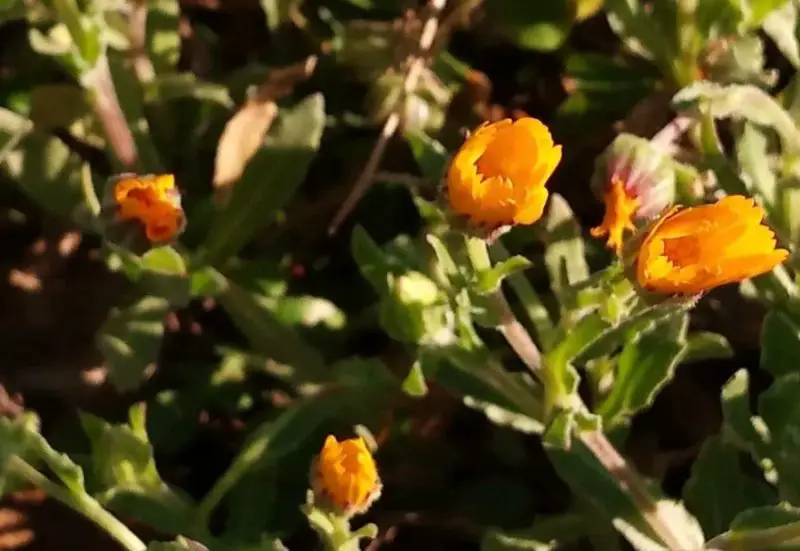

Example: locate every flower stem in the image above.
[490,241,554,345]
[83,56,142,172]
[499,307,687,550]
[6,455,146,551]
[462,237,687,550]
[80,162,101,217]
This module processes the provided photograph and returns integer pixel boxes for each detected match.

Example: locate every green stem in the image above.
[497,315,689,551]
[80,162,102,217]
[194,450,250,529]
[465,235,492,270]
[462,236,688,550]
[491,241,555,348]
[6,456,146,551]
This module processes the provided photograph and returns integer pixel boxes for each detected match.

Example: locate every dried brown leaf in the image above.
[212,56,317,203]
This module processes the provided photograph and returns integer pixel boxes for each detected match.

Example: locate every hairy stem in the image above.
[6,456,146,551]
[464,236,687,551]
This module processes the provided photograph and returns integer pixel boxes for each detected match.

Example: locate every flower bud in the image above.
[379,271,451,343]
[310,435,382,518]
[98,173,186,254]
[589,134,676,254]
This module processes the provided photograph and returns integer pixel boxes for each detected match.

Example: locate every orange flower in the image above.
[446,117,562,230]
[636,195,788,295]
[312,435,381,517]
[113,174,184,244]
[590,176,640,254]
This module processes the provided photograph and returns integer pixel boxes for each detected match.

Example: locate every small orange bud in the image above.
[109,173,185,246]
[311,435,382,517]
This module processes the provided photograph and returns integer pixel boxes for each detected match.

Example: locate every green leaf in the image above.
[604,0,678,65]
[329,356,398,392]
[269,295,345,331]
[736,122,777,206]
[547,439,704,550]
[30,83,92,131]
[683,436,776,538]
[261,0,295,31]
[217,281,329,385]
[202,93,325,265]
[351,225,424,295]
[703,34,775,86]
[190,266,230,297]
[539,193,589,299]
[406,129,449,182]
[763,1,800,68]
[684,331,733,363]
[557,53,657,129]
[139,247,191,307]
[195,391,350,525]
[1,412,86,494]
[0,414,42,495]
[96,296,169,392]
[482,515,584,551]
[81,404,195,535]
[148,536,209,551]
[673,82,800,155]
[351,225,396,294]
[474,256,532,295]
[146,73,233,108]
[743,0,794,29]
[146,0,180,72]
[761,309,800,378]
[486,0,573,51]
[0,108,84,219]
[402,359,428,397]
[708,504,800,551]
[597,329,688,429]
[52,0,105,68]
[720,370,772,463]
[433,346,544,431]
[758,373,800,501]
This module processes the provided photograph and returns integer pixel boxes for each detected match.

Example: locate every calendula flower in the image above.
[635,195,788,295]
[311,435,382,517]
[111,174,185,244]
[590,134,675,254]
[445,117,562,233]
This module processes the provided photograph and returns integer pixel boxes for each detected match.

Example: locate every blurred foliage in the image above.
[3,1,800,551]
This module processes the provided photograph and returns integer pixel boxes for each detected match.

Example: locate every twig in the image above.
[129,0,156,85]
[328,0,447,235]
[373,171,426,188]
[85,56,141,171]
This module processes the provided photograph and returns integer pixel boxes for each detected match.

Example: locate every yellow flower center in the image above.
[114,174,184,243]
[315,435,380,514]
[590,176,640,254]
[636,195,789,295]
[446,117,562,229]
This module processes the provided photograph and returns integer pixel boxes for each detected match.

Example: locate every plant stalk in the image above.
[6,455,146,551]
[464,236,687,551]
